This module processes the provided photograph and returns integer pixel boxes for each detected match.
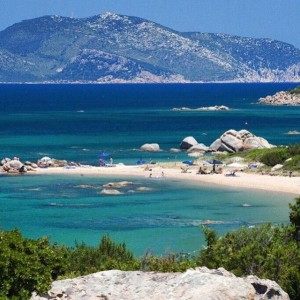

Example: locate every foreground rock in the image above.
[210,129,275,153]
[172,105,230,111]
[31,267,289,300]
[259,91,300,105]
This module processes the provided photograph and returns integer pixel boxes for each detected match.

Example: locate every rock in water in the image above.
[140,143,161,152]
[180,136,198,149]
[31,267,289,300]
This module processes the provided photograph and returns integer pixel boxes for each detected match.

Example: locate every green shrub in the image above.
[140,251,196,272]
[0,228,69,300]
[67,235,140,276]
[260,149,288,166]
[284,155,300,171]
[289,86,300,94]
[197,223,300,299]
[288,144,300,156]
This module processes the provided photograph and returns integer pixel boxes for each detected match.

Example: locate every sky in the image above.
[1,0,300,48]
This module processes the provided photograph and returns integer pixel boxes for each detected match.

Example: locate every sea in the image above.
[0,83,299,256]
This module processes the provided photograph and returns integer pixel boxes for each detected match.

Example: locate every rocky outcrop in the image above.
[99,189,123,195]
[37,156,68,167]
[140,143,161,152]
[210,129,275,153]
[259,91,300,105]
[0,157,36,173]
[172,105,230,111]
[103,181,134,188]
[31,267,289,300]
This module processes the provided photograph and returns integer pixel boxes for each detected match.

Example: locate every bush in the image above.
[284,155,300,171]
[140,251,196,272]
[0,228,69,300]
[288,144,300,156]
[260,149,288,166]
[197,224,300,299]
[67,235,140,276]
[289,86,300,94]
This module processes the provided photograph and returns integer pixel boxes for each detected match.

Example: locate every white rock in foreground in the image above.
[31,267,289,300]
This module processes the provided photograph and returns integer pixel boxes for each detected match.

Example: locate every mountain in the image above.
[0,12,300,83]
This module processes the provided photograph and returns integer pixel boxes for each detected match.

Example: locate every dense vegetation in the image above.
[217,144,300,170]
[1,197,299,299]
[289,85,300,94]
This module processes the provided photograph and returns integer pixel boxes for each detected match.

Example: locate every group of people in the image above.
[99,157,113,167]
[197,166,223,175]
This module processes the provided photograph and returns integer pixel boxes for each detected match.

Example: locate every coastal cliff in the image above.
[259,87,300,105]
[31,267,290,300]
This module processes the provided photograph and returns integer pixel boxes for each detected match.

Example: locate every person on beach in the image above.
[212,160,216,173]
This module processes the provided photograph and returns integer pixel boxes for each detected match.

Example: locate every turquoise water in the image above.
[0,173,294,256]
[0,83,299,256]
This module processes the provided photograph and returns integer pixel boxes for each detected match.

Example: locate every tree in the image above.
[289,197,300,243]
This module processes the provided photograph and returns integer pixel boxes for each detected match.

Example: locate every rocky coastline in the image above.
[259,91,300,106]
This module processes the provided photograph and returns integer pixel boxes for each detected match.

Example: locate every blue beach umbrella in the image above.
[98,152,109,159]
[205,159,223,165]
[182,160,195,166]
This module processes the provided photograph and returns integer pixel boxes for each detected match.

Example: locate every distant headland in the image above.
[259,86,300,106]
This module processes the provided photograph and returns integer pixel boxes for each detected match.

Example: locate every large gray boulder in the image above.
[31,267,289,300]
[210,129,275,153]
[180,136,198,150]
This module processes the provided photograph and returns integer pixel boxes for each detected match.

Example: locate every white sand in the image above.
[34,164,300,195]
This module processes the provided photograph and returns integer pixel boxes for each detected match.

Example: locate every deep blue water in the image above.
[0,83,299,165]
[0,83,299,256]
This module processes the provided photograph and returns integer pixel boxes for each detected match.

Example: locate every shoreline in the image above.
[32,164,300,195]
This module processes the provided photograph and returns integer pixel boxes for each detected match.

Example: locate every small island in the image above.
[259,86,300,106]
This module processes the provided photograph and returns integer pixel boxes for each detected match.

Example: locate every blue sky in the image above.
[1,0,300,48]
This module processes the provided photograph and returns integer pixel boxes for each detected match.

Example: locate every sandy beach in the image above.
[34,163,300,195]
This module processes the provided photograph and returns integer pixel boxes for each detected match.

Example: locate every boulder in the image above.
[3,159,25,172]
[271,164,284,171]
[37,157,68,167]
[180,136,198,150]
[99,189,123,195]
[244,137,274,150]
[103,181,133,188]
[210,129,275,153]
[187,143,209,153]
[31,267,289,300]
[140,143,160,152]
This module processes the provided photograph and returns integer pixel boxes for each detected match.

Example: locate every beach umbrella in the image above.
[98,152,109,158]
[136,159,146,165]
[205,159,223,165]
[182,160,195,166]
